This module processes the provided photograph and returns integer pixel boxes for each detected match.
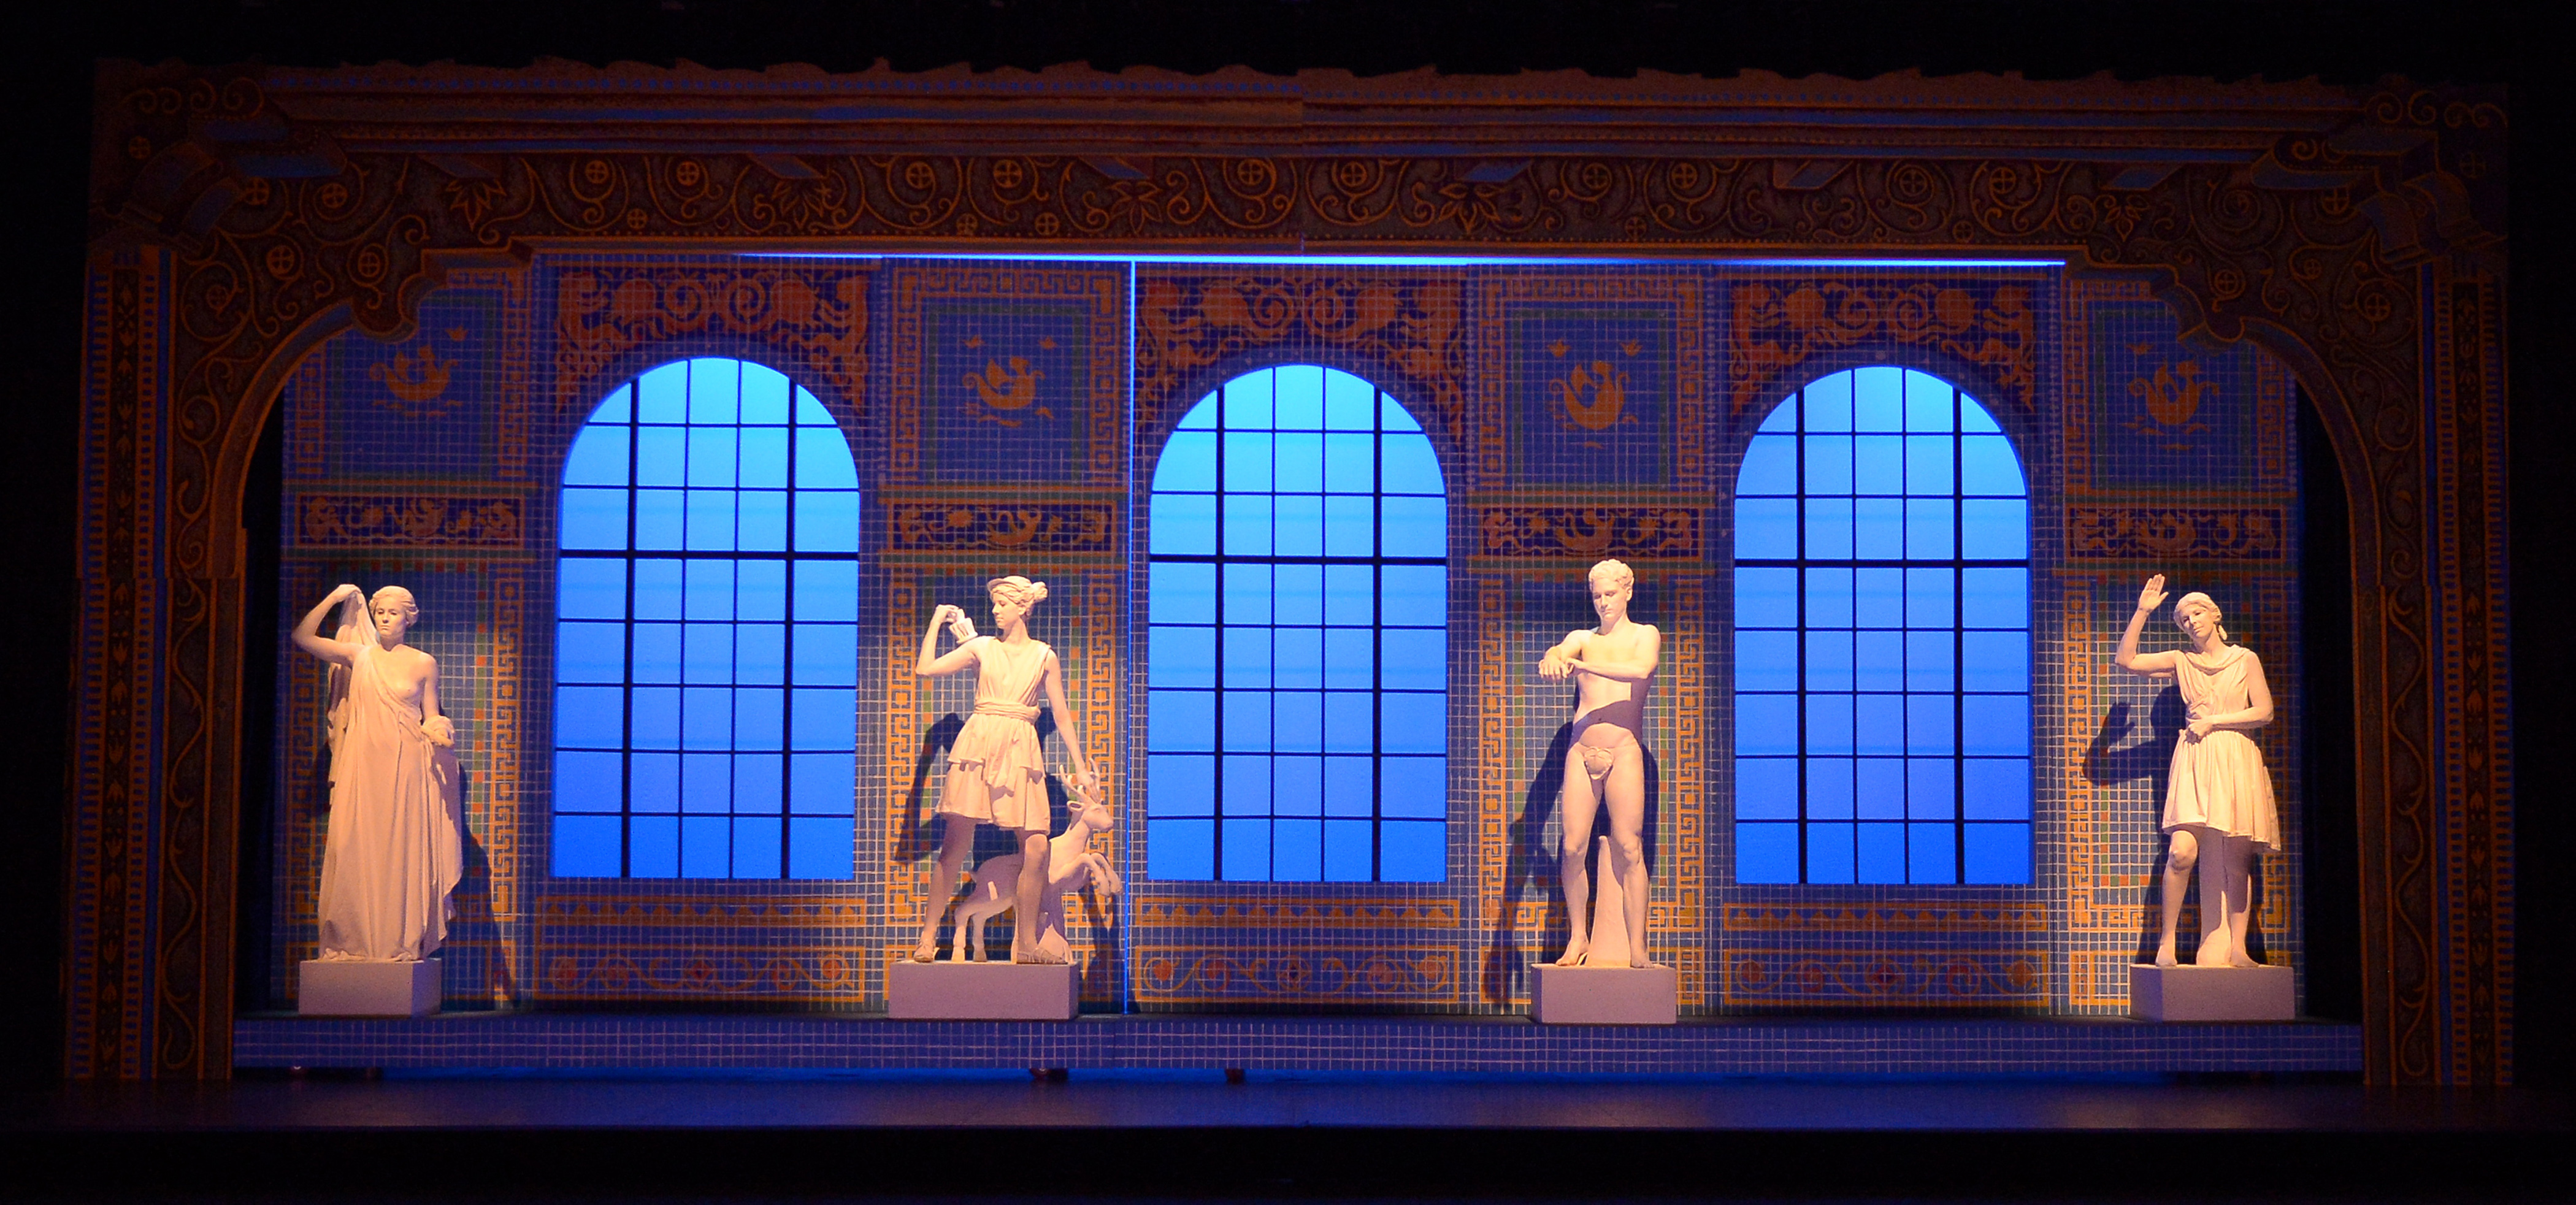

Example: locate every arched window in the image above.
[1733,367,2031,885]
[550,358,861,879]
[1146,365,1448,882]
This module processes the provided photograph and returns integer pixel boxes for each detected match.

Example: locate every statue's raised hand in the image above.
[2136,574,2169,614]
[328,583,364,605]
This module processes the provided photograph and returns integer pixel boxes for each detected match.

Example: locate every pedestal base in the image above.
[2129,963,2294,1021]
[1530,962,1678,1025]
[299,958,441,1017]
[887,959,1079,1020]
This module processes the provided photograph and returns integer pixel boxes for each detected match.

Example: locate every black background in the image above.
[0,0,2558,1095]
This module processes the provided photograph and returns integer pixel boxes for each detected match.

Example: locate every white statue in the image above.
[2114,575,2280,968]
[952,786,1121,963]
[290,584,464,962]
[910,575,1101,965]
[1536,559,1663,968]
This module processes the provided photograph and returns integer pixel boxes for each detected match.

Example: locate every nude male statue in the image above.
[1536,559,1663,968]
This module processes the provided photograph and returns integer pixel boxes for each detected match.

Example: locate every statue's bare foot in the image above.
[1015,946,1069,965]
[1554,938,1589,966]
[1629,949,1660,970]
[2153,941,2178,968]
[2228,951,2263,969]
[911,936,939,963]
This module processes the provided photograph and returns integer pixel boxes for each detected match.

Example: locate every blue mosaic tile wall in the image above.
[266,256,2302,1024]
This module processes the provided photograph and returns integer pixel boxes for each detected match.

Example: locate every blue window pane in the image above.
[1855,367,1904,431]
[791,623,856,686]
[1961,499,2029,559]
[632,623,681,683]
[1736,694,1797,756]
[732,752,782,813]
[1224,372,1275,428]
[686,358,741,422]
[684,489,736,551]
[1149,627,1216,689]
[631,687,680,749]
[794,427,859,489]
[789,752,853,815]
[1381,497,1445,557]
[681,687,733,751]
[1806,693,1854,754]
[1736,630,1798,692]
[1960,435,2023,496]
[1222,494,1273,555]
[1222,564,1272,624]
[557,622,625,684]
[1904,632,1954,691]
[786,562,851,622]
[1738,434,1798,495]
[1962,568,2029,629]
[1806,822,1855,883]
[564,426,630,487]
[1904,373,1954,432]
[683,622,734,683]
[553,751,624,812]
[1153,431,1217,492]
[1964,822,2031,884]
[1853,435,1903,494]
[1379,392,1424,433]
[1379,821,1444,882]
[561,488,628,550]
[1324,692,1373,752]
[632,561,682,618]
[1806,757,1853,821]
[1906,694,1955,755]
[1757,396,1796,434]
[1804,497,1853,559]
[686,427,738,488]
[1381,756,1445,819]
[1222,629,1272,689]
[1149,689,1215,752]
[1804,630,1853,692]
[1382,434,1443,495]
[1857,757,1906,819]
[1963,695,2033,756]
[1958,394,2002,434]
[1324,433,1375,492]
[1273,690,1323,751]
[1803,373,1853,432]
[1276,629,1328,690]
[734,689,783,750]
[1275,367,1324,429]
[629,816,679,877]
[1964,759,2032,821]
[1149,819,1214,879]
[1324,819,1373,881]
[637,362,688,422]
[1734,498,1797,560]
[1325,370,1376,430]
[1804,568,1853,627]
[738,363,791,424]
[1854,569,1903,628]
[1221,432,1274,491]
[629,752,678,813]
[635,427,686,487]
[735,561,786,620]
[793,491,859,553]
[559,559,626,620]
[1178,394,1217,430]
[1803,434,1853,495]
[788,689,855,750]
[1323,495,1375,557]
[1854,695,1904,756]
[1855,631,1904,693]
[1904,435,1953,495]
[683,561,734,619]
[1857,821,1904,884]
[1907,758,1957,819]
[1221,817,1271,879]
[1853,498,1903,559]
[1324,756,1373,817]
[551,815,620,877]
[787,817,854,879]
[1222,690,1271,750]
[1149,754,1215,816]
[1963,632,2030,694]
[680,815,729,877]
[1151,561,1216,624]
[1736,822,1799,882]
[1272,819,1322,881]
[1273,756,1322,816]
[1381,692,1446,754]
[1905,569,1953,628]
[792,386,833,427]
[682,752,730,813]
[1736,758,1799,819]
[737,491,787,551]
[1324,565,1374,625]
[1273,565,1322,625]
[1149,492,1216,554]
[1907,822,1957,884]
[1904,498,1953,559]
[590,383,632,424]
[1381,629,1443,692]
[1324,629,1373,689]
[1736,567,1797,627]
[735,625,784,686]
[1381,566,1442,624]
[1273,494,1324,557]
[634,489,684,549]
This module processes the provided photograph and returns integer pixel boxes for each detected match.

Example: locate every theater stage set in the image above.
[16,51,2556,1198]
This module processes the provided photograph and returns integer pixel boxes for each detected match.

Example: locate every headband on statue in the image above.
[986,575,1048,606]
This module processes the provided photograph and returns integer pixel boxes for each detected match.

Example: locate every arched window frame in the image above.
[1142,364,1451,883]
[548,357,863,881]
[1731,366,2034,886]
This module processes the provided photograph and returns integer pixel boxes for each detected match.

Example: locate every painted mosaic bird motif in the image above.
[1551,360,1631,432]
[964,356,1049,426]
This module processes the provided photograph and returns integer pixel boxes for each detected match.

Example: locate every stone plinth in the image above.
[1531,963,1679,1025]
[887,959,1079,1020]
[299,958,441,1017]
[2129,963,2296,1021]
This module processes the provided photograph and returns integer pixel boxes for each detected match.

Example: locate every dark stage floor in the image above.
[6,1071,2565,1201]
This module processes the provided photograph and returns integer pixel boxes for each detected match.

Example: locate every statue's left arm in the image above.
[1040,651,1098,792]
[1569,625,1661,682]
[420,654,454,748]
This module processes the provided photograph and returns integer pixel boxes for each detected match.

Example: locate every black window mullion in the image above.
[1793,384,1809,882]
[779,377,800,881]
[1952,384,1969,886]
[621,381,640,879]
[1210,381,1227,879]
[1370,386,1386,883]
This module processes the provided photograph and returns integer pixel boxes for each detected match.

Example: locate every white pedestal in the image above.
[2129,963,2295,1021]
[299,958,441,1017]
[1530,963,1679,1025]
[887,959,1079,1020]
